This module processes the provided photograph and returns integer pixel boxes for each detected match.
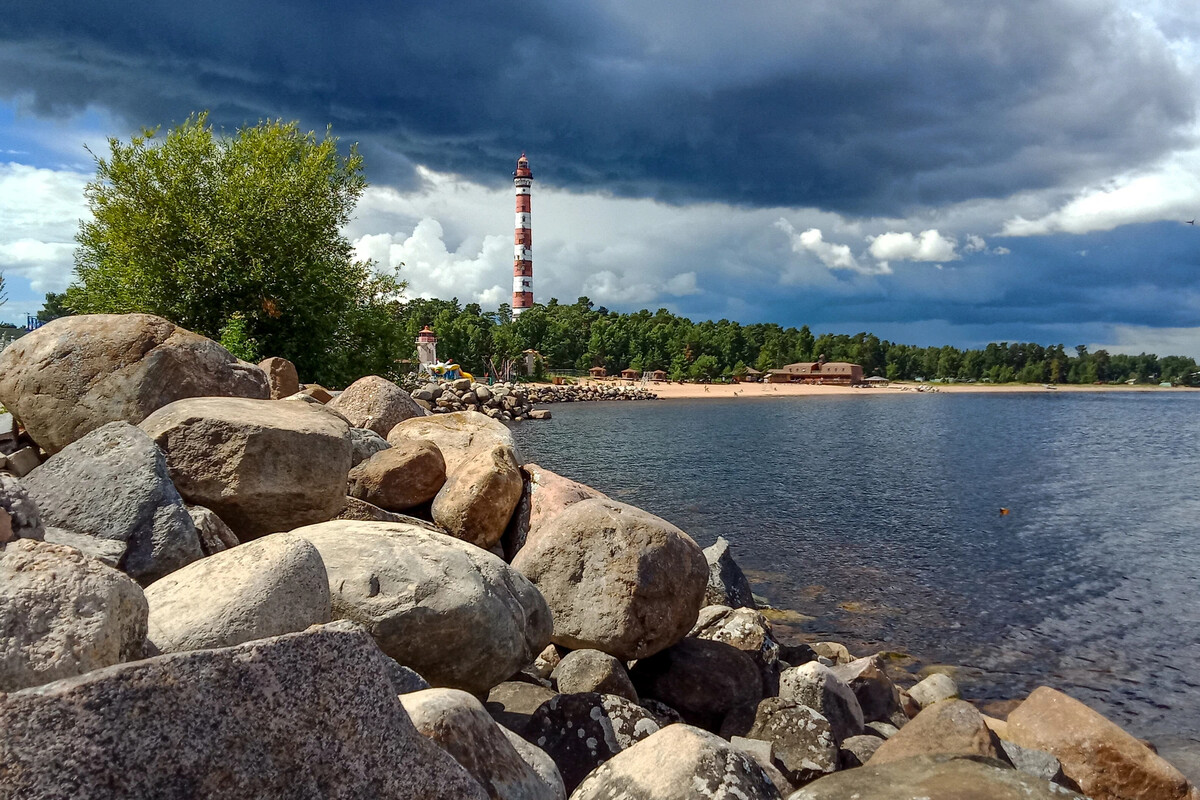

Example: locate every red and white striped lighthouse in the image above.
[512,154,534,315]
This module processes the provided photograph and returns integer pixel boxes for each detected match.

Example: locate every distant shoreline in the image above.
[541,379,1199,401]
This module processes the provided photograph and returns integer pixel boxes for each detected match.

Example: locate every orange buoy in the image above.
[999,508,1010,516]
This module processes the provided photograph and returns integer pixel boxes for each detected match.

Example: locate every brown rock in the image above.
[336,496,447,532]
[0,313,268,454]
[257,356,300,399]
[328,375,424,437]
[504,464,607,558]
[348,440,446,512]
[485,681,559,737]
[1007,686,1200,800]
[432,443,523,548]
[870,699,1005,765]
[140,397,352,540]
[300,384,334,403]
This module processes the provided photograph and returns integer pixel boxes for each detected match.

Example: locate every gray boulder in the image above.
[258,356,300,399]
[0,621,487,799]
[630,637,763,731]
[144,533,331,653]
[402,688,561,800]
[0,313,269,454]
[327,375,424,437]
[790,754,1086,800]
[839,734,884,768]
[511,498,708,660]
[869,699,1006,765]
[0,538,147,692]
[23,421,202,584]
[335,496,448,531]
[571,724,783,800]
[42,526,127,567]
[704,535,757,608]
[187,504,240,555]
[501,729,567,800]
[486,681,560,737]
[908,672,960,709]
[0,475,44,542]
[140,397,352,540]
[778,661,865,744]
[550,648,638,702]
[745,698,839,785]
[348,440,447,512]
[348,426,392,467]
[292,520,552,693]
[832,655,901,723]
[524,692,661,793]
[502,463,607,559]
[691,604,782,693]
[998,739,1075,788]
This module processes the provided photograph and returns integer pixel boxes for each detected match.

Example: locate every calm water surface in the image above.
[512,392,1200,761]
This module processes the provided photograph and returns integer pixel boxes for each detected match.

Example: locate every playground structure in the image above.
[423,360,474,382]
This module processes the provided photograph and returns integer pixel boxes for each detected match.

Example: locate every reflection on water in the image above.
[512,392,1200,760]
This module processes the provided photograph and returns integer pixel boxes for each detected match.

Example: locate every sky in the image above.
[3,1,1200,355]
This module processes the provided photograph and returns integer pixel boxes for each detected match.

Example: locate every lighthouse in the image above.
[512,154,534,315]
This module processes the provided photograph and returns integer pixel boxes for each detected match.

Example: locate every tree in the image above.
[67,112,403,385]
[37,291,70,322]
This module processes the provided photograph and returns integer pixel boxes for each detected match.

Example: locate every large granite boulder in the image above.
[744,698,839,785]
[389,411,524,548]
[0,475,44,543]
[908,672,960,709]
[144,533,331,653]
[870,699,1005,765]
[0,313,269,454]
[140,397,352,540]
[23,421,202,584]
[551,648,638,702]
[486,681,560,737]
[791,754,1086,800]
[401,688,561,800]
[347,440,447,512]
[257,356,300,399]
[512,498,708,660]
[1007,686,1200,800]
[0,621,487,799]
[502,463,607,559]
[630,637,763,731]
[571,724,783,800]
[704,536,757,608]
[778,661,865,744]
[0,538,147,692]
[523,692,661,793]
[328,375,424,437]
[292,520,552,693]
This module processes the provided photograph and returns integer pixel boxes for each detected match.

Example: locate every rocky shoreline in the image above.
[0,312,1196,800]
[401,378,657,421]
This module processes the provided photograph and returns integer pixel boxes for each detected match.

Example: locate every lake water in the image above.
[512,392,1200,767]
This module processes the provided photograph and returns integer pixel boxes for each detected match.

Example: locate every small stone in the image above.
[5,446,39,477]
[551,648,638,702]
[908,672,960,709]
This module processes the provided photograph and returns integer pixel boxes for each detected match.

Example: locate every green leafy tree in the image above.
[37,291,71,322]
[67,112,403,385]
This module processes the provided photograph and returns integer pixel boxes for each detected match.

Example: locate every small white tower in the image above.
[416,326,438,368]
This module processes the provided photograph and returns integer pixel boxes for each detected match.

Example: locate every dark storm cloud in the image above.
[0,1,1194,213]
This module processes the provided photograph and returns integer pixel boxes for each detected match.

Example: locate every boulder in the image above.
[810,641,855,664]
[384,658,432,694]
[23,421,202,584]
[42,526,126,567]
[530,643,563,680]
[0,313,269,454]
[832,655,900,722]
[870,699,1005,765]
[791,754,1086,800]
[348,426,392,467]
[486,681,560,737]
[348,440,447,512]
[691,604,782,693]
[501,729,567,800]
[908,672,960,709]
[839,734,884,768]
[1007,685,1200,800]
[0,475,44,543]
[402,688,561,800]
[0,538,147,692]
[512,498,708,660]
[630,637,763,731]
[778,661,865,744]
[388,409,520,474]
[144,533,331,653]
[140,397,352,540]
[186,504,240,555]
[744,698,839,785]
[0,621,488,799]
[550,648,638,702]
[327,375,423,437]
[4,446,40,477]
[257,356,300,399]
[703,535,757,609]
[335,496,447,531]
[503,463,607,558]
[571,724,783,800]
[524,692,661,793]
[292,520,552,693]
[998,739,1074,788]
[299,384,334,403]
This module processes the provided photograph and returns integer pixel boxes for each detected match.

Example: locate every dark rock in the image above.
[486,681,559,737]
[839,734,884,768]
[629,637,763,731]
[832,655,901,722]
[703,536,757,608]
[550,648,638,702]
[186,504,239,556]
[744,697,839,785]
[383,658,432,694]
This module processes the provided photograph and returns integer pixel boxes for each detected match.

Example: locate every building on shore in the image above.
[647,369,668,382]
[735,367,763,383]
[865,375,890,387]
[768,358,864,386]
[588,366,608,379]
[620,368,640,380]
[416,326,438,368]
[512,154,534,315]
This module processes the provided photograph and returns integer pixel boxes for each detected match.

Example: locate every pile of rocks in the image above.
[0,313,1195,800]
[526,382,657,403]
[409,379,551,421]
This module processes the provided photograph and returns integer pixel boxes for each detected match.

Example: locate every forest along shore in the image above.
[557,379,1199,401]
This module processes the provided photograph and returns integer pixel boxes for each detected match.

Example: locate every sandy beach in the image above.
[557,379,1197,400]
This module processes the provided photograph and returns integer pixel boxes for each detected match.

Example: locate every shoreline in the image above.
[539,379,1197,401]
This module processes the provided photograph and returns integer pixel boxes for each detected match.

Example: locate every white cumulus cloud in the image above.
[0,162,90,293]
[868,230,959,263]
[775,219,884,274]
